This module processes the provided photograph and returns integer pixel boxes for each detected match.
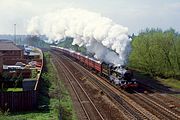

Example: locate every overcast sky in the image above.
[0,0,180,35]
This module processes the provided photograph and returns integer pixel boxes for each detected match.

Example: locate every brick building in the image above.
[0,41,23,63]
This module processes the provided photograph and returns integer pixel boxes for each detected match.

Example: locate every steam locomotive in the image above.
[51,46,138,89]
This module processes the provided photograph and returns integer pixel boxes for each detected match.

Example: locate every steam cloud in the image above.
[27,8,131,65]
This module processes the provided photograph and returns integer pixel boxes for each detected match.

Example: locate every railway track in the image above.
[52,50,157,120]
[131,90,180,120]
[100,74,180,120]
[137,82,180,112]
[79,57,180,119]
[51,49,180,120]
[150,93,180,112]
[136,74,180,113]
[51,53,104,120]
[66,60,158,120]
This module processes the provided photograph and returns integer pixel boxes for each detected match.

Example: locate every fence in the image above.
[0,91,37,112]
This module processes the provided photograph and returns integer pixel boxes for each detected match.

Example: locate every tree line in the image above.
[128,28,180,78]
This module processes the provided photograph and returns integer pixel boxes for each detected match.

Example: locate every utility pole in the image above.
[14,24,16,44]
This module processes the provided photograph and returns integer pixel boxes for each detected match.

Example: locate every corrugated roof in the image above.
[0,42,22,50]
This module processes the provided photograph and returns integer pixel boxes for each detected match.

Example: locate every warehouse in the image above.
[0,41,23,63]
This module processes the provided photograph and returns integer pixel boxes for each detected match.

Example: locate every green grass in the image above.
[7,88,23,92]
[157,77,180,90]
[0,52,77,120]
[0,111,55,120]
[133,70,180,90]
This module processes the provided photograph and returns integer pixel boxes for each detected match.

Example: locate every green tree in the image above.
[129,28,180,78]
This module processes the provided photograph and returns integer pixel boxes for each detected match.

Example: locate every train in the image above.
[51,46,138,89]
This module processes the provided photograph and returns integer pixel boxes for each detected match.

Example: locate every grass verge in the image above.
[7,88,23,92]
[133,69,180,91]
[156,77,180,90]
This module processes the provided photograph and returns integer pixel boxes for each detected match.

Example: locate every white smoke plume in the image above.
[27,8,131,65]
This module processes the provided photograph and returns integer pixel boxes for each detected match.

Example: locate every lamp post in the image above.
[14,24,16,44]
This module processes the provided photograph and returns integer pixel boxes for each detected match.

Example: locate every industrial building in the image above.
[0,41,23,62]
[0,40,24,74]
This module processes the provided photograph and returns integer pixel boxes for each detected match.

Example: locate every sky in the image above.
[0,0,180,35]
